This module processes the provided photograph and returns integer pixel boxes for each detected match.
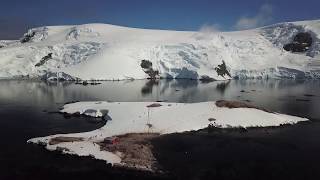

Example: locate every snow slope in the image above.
[28,101,308,168]
[1,20,320,80]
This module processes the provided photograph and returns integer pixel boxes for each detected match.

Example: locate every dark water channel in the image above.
[0,79,319,180]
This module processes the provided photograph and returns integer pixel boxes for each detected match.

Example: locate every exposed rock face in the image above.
[20,32,36,43]
[140,60,159,79]
[215,61,231,78]
[284,32,313,52]
[42,72,78,81]
[98,133,160,171]
[20,27,49,43]
[140,59,153,69]
[35,53,53,67]
[215,100,271,113]
[294,32,313,45]
[200,75,215,82]
[49,137,84,145]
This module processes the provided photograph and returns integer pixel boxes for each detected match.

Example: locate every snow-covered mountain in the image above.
[1,20,320,80]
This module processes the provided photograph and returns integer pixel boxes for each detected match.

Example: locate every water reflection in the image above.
[0,79,319,119]
[0,79,319,179]
[141,80,159,96]
[215,81,231,94]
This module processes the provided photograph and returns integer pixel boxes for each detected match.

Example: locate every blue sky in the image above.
[0,0,319,39]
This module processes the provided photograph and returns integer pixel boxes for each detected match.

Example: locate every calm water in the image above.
[0,79,319,179]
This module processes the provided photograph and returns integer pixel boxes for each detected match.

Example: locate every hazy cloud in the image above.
[235,4,273,30]
[194,23,221,40]
[199,23,221,33]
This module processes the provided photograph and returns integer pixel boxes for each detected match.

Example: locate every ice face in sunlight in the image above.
[1,20,320,80]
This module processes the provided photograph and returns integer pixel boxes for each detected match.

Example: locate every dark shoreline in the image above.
[1,145,171,180]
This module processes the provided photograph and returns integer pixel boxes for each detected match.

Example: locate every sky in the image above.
[0,0,320,39]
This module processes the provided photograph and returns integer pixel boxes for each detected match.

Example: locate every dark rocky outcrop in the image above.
[75,80,102,86]
[140,60,159,79]
[200,75,215,83]
[35,53,53,67]
[294,32,313,45]
[215,100,272,113]
[145,69,159,79]
[140,60,153,69]
[20,31,36,43]
[215,60,231,78]
[49,137,84,145]
[284,32,313,52]
[42,71,78,81]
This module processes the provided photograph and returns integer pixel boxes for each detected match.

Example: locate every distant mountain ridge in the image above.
[0,19,320,80]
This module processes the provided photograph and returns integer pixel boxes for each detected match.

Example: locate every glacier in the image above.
[0,20,320,80]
